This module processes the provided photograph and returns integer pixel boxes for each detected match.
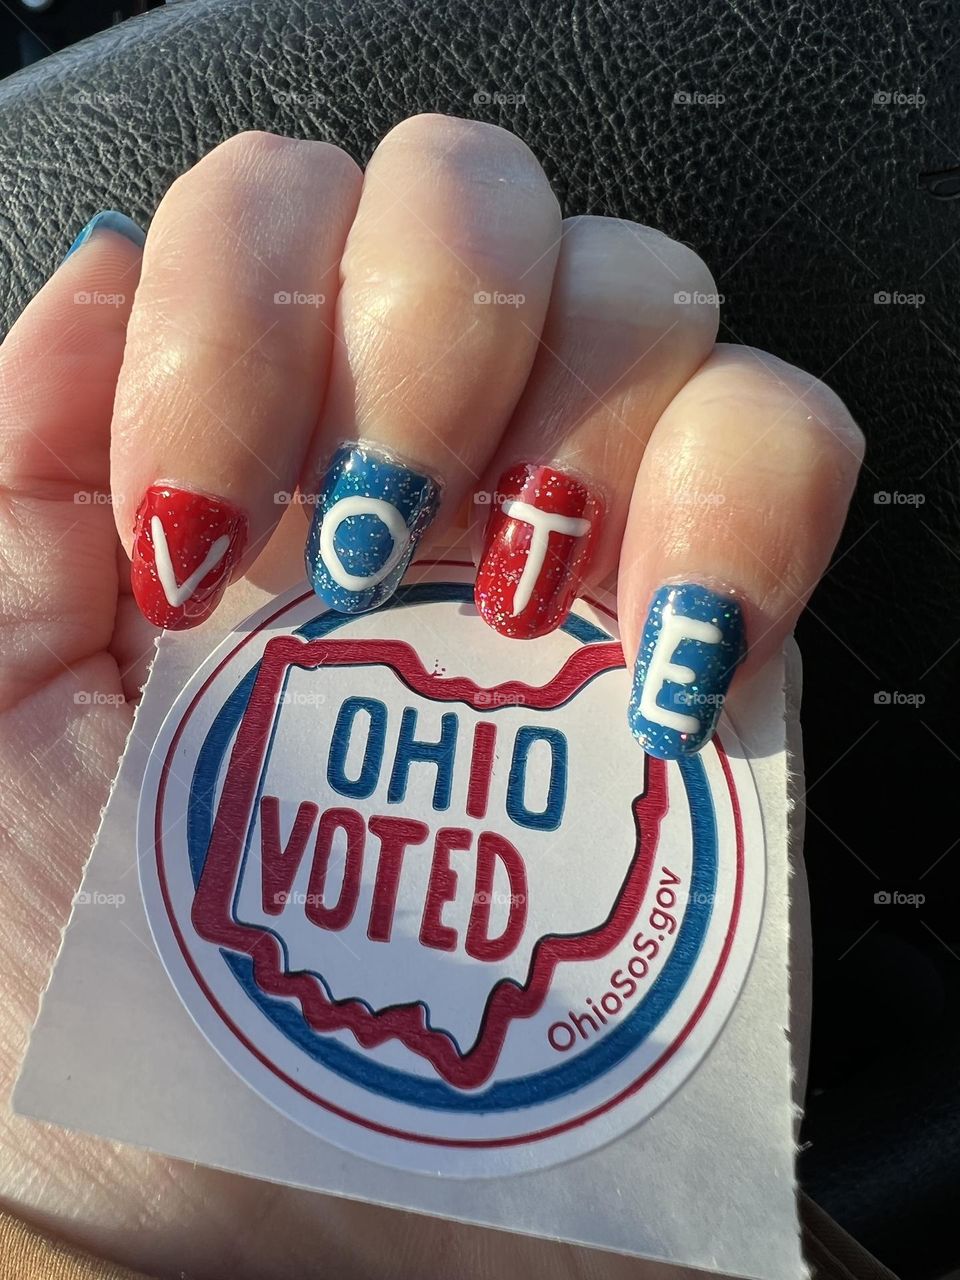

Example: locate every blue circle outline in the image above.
[185,582,718,1113]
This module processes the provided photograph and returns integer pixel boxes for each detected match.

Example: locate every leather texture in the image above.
[0,2,957,1275]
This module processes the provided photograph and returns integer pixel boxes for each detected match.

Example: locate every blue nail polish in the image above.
[305,442,442,613]
[63,210,146,262]
[628,582,745,759]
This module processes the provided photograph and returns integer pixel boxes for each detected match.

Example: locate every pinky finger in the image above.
[618,343,865,760]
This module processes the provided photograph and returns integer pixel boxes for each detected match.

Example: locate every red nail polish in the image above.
[474,464,602,639]
[131,485,247,630]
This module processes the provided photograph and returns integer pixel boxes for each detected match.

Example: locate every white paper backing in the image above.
[13,554,805,1279]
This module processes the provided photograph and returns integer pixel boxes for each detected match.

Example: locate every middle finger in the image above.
[302,113,562,614]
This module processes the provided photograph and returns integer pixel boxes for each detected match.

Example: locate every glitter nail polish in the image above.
[627,582,746,759]
[474,463,602,639]
[305,442,442,614]
[131,485,247,630]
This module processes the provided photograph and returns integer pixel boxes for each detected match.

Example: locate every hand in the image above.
[0,116,862,1278]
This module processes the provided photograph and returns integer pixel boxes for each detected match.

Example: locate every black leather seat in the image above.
[1,3,957,1275]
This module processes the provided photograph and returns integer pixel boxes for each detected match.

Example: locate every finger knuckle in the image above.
[376,113,554,199]
[741,348,865,456]
[559,216,719,337]
[166,131,359,204]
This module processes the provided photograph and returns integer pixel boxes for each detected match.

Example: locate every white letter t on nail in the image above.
[502,499,590,616]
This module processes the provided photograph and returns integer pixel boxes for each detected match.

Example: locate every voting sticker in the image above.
[137,560,765,1176]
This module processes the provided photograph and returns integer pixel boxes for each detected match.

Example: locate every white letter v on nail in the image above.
[151,515,231,608]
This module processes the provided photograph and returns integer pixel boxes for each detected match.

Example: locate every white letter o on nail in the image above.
[319,495,411,592]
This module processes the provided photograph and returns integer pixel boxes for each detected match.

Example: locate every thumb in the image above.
[0,212,144,710]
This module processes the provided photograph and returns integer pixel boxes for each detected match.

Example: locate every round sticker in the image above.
[138,560,765,1176]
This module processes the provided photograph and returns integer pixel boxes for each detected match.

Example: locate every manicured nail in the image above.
[305,442,442,613]
[474,463,602,639]
[131,485,247,630]
[63,210,145,262]
[628,582,746,759]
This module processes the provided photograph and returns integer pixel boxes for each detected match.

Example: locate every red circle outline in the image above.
[151,563,747,1148]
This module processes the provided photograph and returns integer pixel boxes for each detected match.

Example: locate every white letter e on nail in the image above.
[640,603,722,735]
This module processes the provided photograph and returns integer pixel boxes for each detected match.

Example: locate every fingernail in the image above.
[628,582,746,759]
[305,442,442,613]
[131,485,247,630]
[63,210,146,262]
[474,463,602,639]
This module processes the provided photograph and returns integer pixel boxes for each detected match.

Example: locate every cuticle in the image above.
[310,438,446,497]
[487,458,608,513]
[146,480,247,517]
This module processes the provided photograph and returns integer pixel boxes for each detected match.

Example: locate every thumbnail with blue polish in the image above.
[628,582,745,760]
[306,442,441,613]
[63,210,146,261]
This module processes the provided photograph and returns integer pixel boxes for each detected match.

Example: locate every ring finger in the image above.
[472,215,719,639]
